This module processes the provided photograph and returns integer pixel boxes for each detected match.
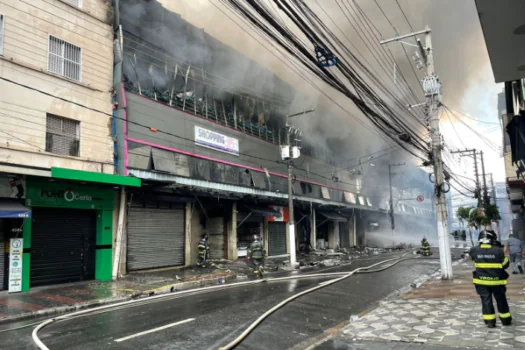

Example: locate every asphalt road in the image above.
[1,253,451,350]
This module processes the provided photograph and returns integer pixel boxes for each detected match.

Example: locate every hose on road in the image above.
[218,255,414,350]
[32,253,426,350]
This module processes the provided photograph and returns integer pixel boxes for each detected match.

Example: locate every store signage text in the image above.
[195,126,239,156]
[9,238,23,293]
[40,189,94,202]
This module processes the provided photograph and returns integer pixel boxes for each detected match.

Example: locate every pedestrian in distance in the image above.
[248,235,265,277]
[505,233,523,275]
[197,234,210,268]
[469,230,512,328]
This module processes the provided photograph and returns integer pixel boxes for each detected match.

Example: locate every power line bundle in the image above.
[220,0,430,162]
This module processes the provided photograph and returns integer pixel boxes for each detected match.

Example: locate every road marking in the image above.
[114,318,196,342]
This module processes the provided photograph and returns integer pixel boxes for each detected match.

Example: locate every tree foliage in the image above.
[456,204,501,229]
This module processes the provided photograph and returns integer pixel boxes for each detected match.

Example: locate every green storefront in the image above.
[20,168,140,291]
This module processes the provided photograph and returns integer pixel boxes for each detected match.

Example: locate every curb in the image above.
[0,273,236,325]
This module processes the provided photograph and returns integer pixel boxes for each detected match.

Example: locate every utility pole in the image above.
[490,173,496,205]
[480,151,489,206]
[388,163,405,230]
[450,148,481,207]
[283,109,315,268]
[381,26,453,279]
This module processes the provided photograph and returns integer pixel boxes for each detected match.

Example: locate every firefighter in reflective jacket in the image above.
[197,234,210,268]
[469,230,512,328]
[248,235,264,276]
[421,238,431,256]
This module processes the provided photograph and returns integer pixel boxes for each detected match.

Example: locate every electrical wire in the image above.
[219,0,430,162]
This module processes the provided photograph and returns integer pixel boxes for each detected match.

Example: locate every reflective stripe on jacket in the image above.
[469,244,509,285]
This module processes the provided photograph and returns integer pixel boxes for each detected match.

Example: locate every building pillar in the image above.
[263,217,269,256]
[227,202,238,260]
[184,202,192,267]
[350,215,357,247]
[310,208,316,250]
[286,223,290,254]
[328,221,336,249]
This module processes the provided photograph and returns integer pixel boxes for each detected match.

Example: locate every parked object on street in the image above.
[469,230,512,328]
[197,234,210,268]
[504,234,523,275]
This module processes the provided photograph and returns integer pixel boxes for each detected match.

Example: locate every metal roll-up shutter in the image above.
[268,222,287,256]
[207,217,225,260]
[127,204,185,271]
[31,208,97,287]
[339,222,350,248]
[0,230,4,290]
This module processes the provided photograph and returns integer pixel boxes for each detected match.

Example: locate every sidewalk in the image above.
[0,248,399,325]
[0,265,235,324]
[328,259,525,349]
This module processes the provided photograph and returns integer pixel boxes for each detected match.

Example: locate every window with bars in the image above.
[45,114,80,156]
[0,14,4,56]
[62,0,82,8]
[48,35,81,81]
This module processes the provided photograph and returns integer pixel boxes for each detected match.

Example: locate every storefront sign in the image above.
[195,126,239,156]
[268,206,289,222]
[9,238,23,293]
[26,179,114,211]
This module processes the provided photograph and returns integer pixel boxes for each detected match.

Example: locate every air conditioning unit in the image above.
[280,145,290,160]
[291,146,301,159]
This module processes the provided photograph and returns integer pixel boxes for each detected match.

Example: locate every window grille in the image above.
[48,35,81,81]
[45,114,80,156]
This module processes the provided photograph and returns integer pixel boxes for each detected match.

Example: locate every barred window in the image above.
[62,0,82,8]
[0,14,4,56]
[48,35,81,81]
[46,114,80,157]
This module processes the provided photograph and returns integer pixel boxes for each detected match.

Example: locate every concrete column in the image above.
[334,221,340,249]
[328,221,336,249]
[263,217,269,256]
[350,215,357,247]
[310,208,316,250]
[184,202,192,267]
[227,202,238,260]
[286,224,290,254]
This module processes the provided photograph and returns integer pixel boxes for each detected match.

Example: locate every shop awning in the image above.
[318,211,347,222]
[51,167,141,187]
[0,200,31,218]
[245,205,282,218]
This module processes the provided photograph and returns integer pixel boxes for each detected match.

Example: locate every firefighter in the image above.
[469,230,511,328]
[248,235,265,276]
[197,234,210,268]
[421,238,431,256]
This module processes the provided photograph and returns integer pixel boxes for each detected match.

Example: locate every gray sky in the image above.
[158,0,503,182]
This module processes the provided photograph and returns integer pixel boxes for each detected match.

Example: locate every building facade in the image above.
[110,0,438,275]
[0,0,141,292]
[476,0,525,240]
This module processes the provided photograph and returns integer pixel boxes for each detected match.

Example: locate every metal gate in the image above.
[31,208,96,287]
[268,222,287,256]
[339,222,350,248]
[127,204,185,271]
[207,217,224,260]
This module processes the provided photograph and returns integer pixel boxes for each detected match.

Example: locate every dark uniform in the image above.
[469,231,511,327]
[421,239,431,257]
[248,238,264,275]
[197,236,210,268]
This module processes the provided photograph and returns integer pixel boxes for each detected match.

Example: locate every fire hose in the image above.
[32,254,428,350]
